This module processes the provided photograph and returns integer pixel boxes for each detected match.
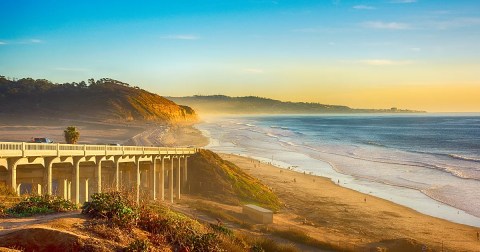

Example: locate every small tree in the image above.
[64,126,80,144]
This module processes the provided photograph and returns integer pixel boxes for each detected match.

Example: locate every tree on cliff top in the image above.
[64,126,80,144]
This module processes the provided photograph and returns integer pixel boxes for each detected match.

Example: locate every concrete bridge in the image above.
[0,142,198,204]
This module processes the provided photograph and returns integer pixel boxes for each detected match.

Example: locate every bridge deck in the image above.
[0,142,197,158]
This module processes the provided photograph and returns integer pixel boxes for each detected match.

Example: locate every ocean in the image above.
[197,114,480,227]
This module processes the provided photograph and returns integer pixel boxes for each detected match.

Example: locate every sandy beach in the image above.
[219,153,480,251]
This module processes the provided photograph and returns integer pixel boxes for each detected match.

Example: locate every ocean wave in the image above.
[299,143,479,181]
[266,133,279,139]
[362,140,387,148]
[270,125,290,130]
[235,122,256,127]
[447,154,480,163]
[402,149,480,165]
[278,139,298,147]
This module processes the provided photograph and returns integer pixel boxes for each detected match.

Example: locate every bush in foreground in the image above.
[81,191,138,227]
[6,195,77,217]
[82,191,300,252]
[138,204,223,251]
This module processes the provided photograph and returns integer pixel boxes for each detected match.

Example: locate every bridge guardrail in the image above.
[0,142,198,158]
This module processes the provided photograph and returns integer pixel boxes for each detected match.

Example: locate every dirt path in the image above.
[0,211,82,236]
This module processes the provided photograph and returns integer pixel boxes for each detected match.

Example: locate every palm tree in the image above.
[64,126,80,144]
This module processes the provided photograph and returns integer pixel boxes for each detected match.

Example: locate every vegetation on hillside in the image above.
[0,76,197,123]
[3,195,77,217]
[79,191,294,252]
[169,95,425,114]
[189,150,281,211]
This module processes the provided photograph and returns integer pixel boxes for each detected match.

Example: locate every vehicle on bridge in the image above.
[32,137,54,143]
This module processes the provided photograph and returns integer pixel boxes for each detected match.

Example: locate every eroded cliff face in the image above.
[107,84,198,124]
[0,77,198,125]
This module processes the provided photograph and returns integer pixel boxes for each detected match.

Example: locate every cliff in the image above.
[0,77,197,124]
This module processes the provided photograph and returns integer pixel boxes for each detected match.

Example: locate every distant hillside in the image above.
[168,95,424,114]
[0,77,197,124]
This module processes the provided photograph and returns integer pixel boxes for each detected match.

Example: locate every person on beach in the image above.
[477,231,479,241]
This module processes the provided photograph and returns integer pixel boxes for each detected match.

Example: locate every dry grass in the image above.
[83,219,132,244]
[234,231,300,252]
[269,227,345,251]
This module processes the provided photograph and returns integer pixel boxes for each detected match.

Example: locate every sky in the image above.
[1,0,480,112]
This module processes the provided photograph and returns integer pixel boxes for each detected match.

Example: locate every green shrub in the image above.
[6,195,77,217]
[125,239,150,252]
[81,191,138,228]
[251,244,266,252]
[138,205,223,252]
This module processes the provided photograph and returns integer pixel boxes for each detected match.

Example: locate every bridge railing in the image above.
[0,142,198,158]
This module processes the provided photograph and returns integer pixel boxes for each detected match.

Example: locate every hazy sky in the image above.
[1,1,479,112]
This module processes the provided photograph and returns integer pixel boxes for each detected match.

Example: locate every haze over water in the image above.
[199,114,480,227]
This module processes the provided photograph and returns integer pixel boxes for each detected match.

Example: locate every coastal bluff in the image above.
[0,76,197,124]
[168,95,425,114]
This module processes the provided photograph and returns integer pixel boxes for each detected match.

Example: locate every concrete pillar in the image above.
[7,160,17,195]
[160,158,165,201]
[73,160,80,204]
[16,183,21,196]
[115,160,120,191]
[95,162,102,194]
[35,183,42,195]
[151,160,156,200]
[47,163,53,195]
[63,179,68,199]
[136,161,141,205]
[127,169,131,190]
[84,178,89,202]
[177,157,181,200]
[67,181,71,200]
[183,157,188,184]
[118,170,125,190]
[170,158,174,203]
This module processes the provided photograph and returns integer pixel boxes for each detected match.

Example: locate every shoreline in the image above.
[196,119,480,228]
[219,152,480,251]
[232,151,480,227]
